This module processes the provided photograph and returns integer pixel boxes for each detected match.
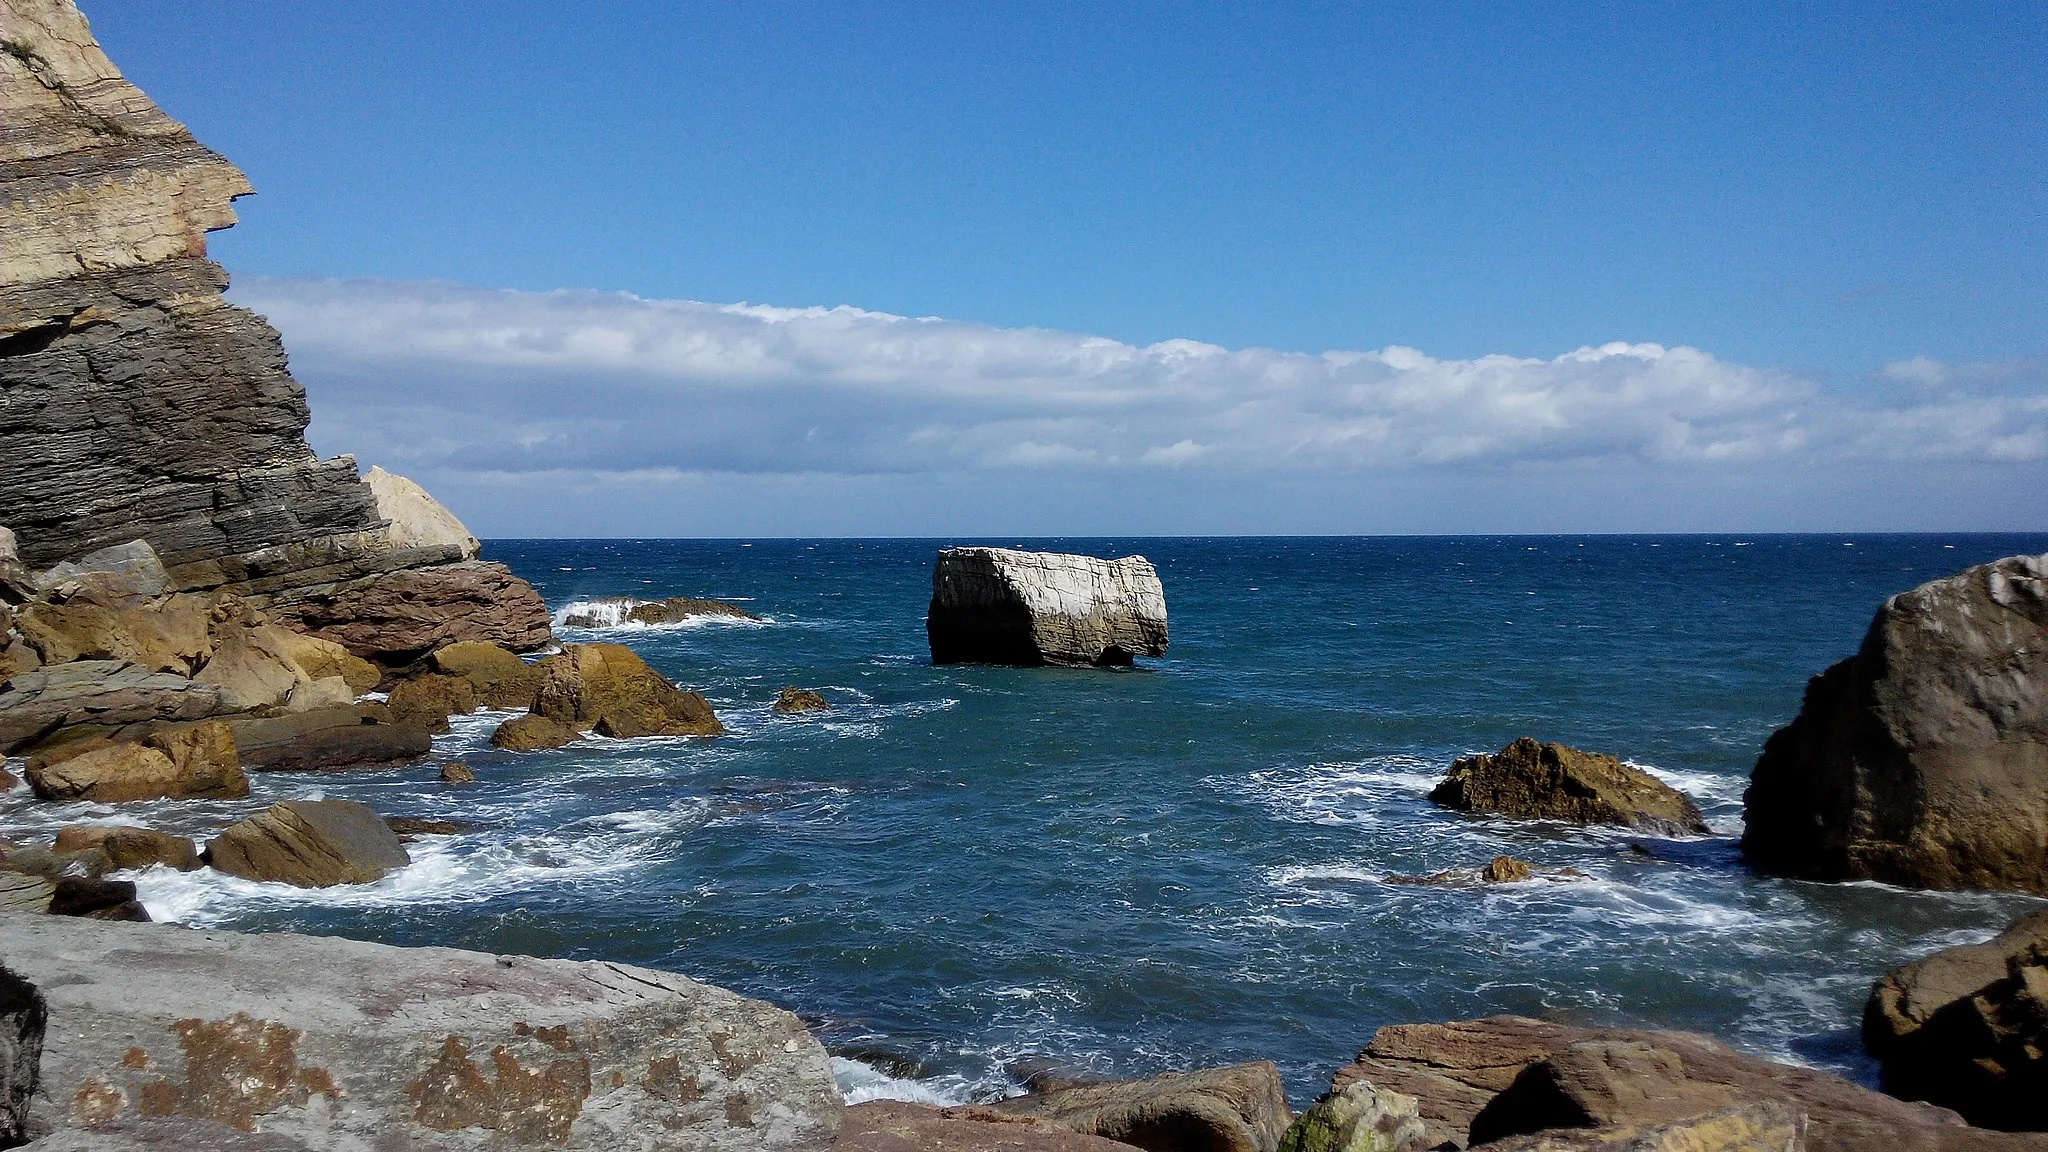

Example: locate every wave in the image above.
[550,597,775,631]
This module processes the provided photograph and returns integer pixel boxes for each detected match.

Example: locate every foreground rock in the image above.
[1278,1080,1425,1152]
[205,799,410,887]
[990,1062,1291,1152]
[1331,1015,1996,1150]
[529,643,724,738]
[560,597,761,628]
[1865,909,2048,1130]
[490,713,576,751]
[51,826,200,872]
[927,548,1168,668]
[1,963,46,1146]
[1,916,840,1149]
[836,1100,1142,1150]
[0,662,224,755]
[1430,740,1708,836]
[1743,553,2048,892]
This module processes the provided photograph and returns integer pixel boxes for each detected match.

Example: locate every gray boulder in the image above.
[31,542,168,605]
[1743,553,2048,892]
[0,916,840,1149]
[927,547,1168,667]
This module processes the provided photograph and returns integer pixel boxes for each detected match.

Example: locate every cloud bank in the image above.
[233,277,2048,535]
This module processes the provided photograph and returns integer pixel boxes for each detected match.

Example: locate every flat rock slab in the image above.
[927,548,1168,668]
[835,1101,1141,1150]
[0,662,224,755]
[0,917,841,1150]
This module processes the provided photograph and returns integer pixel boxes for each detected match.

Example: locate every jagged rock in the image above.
[384,817,476,841]
[990,1061,1291,1152]
[271,629,378,694]
[530,643,723,738]
[1429,739,1708,836]
[222,705,431,772]
[2,915,841,1149]
[51,825,199,872]
[927,548,1169,668]
[560,596,761,628]
[384,673,477,733]
[0,961,47,1147]
[1743,554,2048,892]
[1470,1103,1805,1151]
[1864,909,2048,1130]
[24,722,246,802]
[13,593,212,673]
[0,661,224,754]
[772,687,831,714]
[439,761,476,784]
[261,562,554,663]
[490,713,575,751]
[205,799,409,887]
[429,640,540,707]
[836,1100,1141,1150]
[362,465,479,560]
[1328,1016,1986,1151]
[1278,1080,1427,1152]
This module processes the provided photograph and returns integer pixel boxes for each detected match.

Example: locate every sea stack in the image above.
[1742,553,2048,892]
[0,0,550,666]
[927,547,1168,667]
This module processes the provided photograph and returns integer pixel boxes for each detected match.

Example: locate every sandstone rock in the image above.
[193,619,315,713]
[205,799,409,887]
[0,961,47,1147]
[362,466,479,560]
[271,630,378,694]
[2,915,841,1149]
[25,727,246,802]
[1329,1016,1982,1151]
[223,705,432,772]
[928,548,1168,668]
[559,596,761,628]
[530,643,723,738]
[51,826,198,872]
[836,1100,1142,1150]
[990,1061,1291,1152]
[1429,739,1708,836]
[1278,1080,1427,1152]
[143,719,244,792]
[430,640,540,707]
[259,562,554,663]
[1469,1103,1805,1151]
[282,676,354,713]
[773,687,831,714]
[1467,1041,1745,1141]
[32,542,168,604]
[0,870,55,914]
[490,713,575,752]
[13,593,212,674]
[0,661,224,754]
[384,673,477,733]
[1864,909,2048,1130]
[1743,553,2048,892]
[439,761,476,784]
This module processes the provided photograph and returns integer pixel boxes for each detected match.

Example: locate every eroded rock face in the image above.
[1743,554,2048,892]
[990,1062,1292,1152]
[1429,739,1708,836]
[429,641,540,708]
[927,548,1168,668]
[835,1100,1142,1150]
[529,644,723,739]
[2,916,841,1150]
[261,563,554,664]
[205,799,409,888]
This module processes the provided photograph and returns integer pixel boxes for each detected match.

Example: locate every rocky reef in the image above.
[927,548,1168,668]
[1430,739,1709,836]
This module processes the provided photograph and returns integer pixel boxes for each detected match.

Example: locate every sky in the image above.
[83,1,2047,536]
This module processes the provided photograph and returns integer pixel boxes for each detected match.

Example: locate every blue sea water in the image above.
[9,533,2048,1104]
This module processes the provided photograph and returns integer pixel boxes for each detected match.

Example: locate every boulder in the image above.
[1469,1103,1805,1151]
[0,871,55,915]
[362,466,480,560]
[490,713,575,752]
[25,723,247,802]
[51,826,200,872]
[772,687,832,714]
[1467,1041,1746,1141]
[1429,739,1708,836]
[47,876,148,921]
[271,630,379,694]
[194,618,315,713]
[927,548,1169,668]
[1864,910,2048,1130]
[990,1061,1291,1152]
[1328,1016,1988,1151]
[0,962,47,1148]
[0,526,30,601]
[259,562,554,663]
[13,594,212,674]
[439,761,477,784]
[0,915,841,1149]
[0,661,226,755]
[530,644,724,738]
[32,542,168,605]
[223,705,432,772]
[1278,1080,1427,1152]
[1384,857,1578,887]
[560,596,761,628]
[205,799,410,887]
[429,640,541,707]
[384,673,478,733]
[1743,553,2048,892]
[836,1100,1142,1150]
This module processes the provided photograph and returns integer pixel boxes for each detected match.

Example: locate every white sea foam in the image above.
[832,1058,984,1106]
[550,597,776,631]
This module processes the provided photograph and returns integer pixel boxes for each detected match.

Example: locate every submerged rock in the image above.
[530,643,723,738]
[1743,553,2048,893]
[1429,739,1708,836]
[206,799,410,887]
[772,687,831,714]
[927,547,1169,668]
[439,760,477,784]
[990,1061,1291,1152]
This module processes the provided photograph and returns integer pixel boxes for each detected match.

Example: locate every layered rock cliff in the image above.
[927,548,1169,667]
[0,0,549,663]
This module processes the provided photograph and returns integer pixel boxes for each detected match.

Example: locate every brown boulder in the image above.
[1743,553,2048,892]
[25,723,246,802]
[259,561,554,662]
[0,871,56,914]
[774,687,832,714]
[0,661,226,755]
[51,826,199,872]
[990,1062,1292,1152]
[206,799,410,887]
[430,640,543,707]
[836,1100,1144,1150]
[47,876,148,921]
[193,620,313,712]
[13,594,212,674]
[1430,739,1708,836]
[384,672,478,732]
[438,761,477,783]
[223,705,433,772]
[530,643,724,738]
[1470,1103,1804,1151]
[271,629,380,694]
[489,712,574,751]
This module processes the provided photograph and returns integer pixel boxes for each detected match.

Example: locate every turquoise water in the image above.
[11,534,2048,1103]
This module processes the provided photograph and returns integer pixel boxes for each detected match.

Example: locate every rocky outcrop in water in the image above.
[1,916,841,1149]
[1429,739,1708,836]
[205,799,409,888]
[927,548,1169,668]
[1742,553,2048,892]
[990,1062,1292,1152]
[0,0,549,665]
[527,643,724,739]
[559,597,760,628]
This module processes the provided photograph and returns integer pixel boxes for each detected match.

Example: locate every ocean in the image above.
[7,534,2047,1106]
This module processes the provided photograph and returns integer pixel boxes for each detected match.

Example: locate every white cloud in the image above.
[235,278,2048,482]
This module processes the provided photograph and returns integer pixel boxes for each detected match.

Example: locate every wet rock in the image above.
[1278,1080,1427,1152]
[362,466,479,561]
[384,817,477,843]
[0,961,47,1147]
[270,630,379,695]
[1384,857,1576,887]
[25,723,247,803]
[927,548,1169,668]
[772,687,832,714]
[1429,739,1708,836]
[0,662,226,755]
[990,1061,1291,1152]
[489,713,575,751]
[47,877,147,921]
[1469,1103,1805,1151]
[561,596,762,628]
[205,799,410,888]
[1743,553,2048,892]
[260,562,554,664]
[3,915,841,1149]
[439,761,477,784]
[223,705,431,772]
[836,1100,1141,1150]
[429,640,541,707]
[530,643,723,738]
[51,826,199,873]
[384,673,478,733]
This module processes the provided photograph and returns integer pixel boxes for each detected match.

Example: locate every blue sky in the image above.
[83,2,2048,535]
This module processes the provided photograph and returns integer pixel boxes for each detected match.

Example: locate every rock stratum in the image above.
[927,548,1168,668]
[1743,553,2048,892]
[0,0,549,666]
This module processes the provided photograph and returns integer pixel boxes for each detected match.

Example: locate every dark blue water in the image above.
[14,534,2048,1103]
